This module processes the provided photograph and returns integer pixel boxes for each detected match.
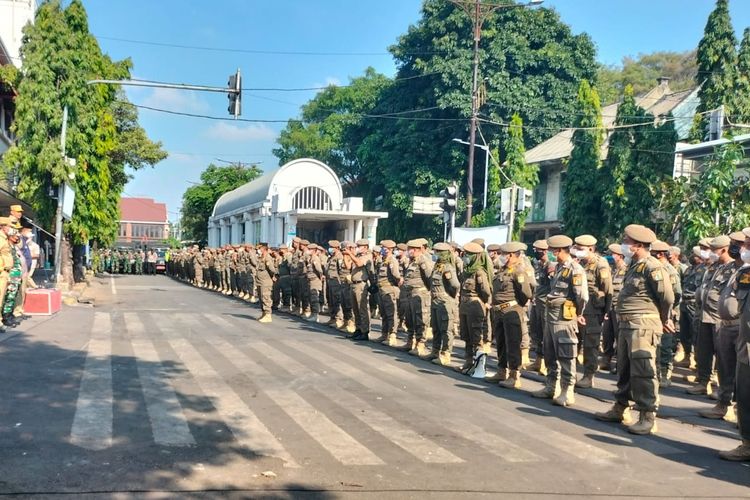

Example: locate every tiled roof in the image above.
[119,197,167,223]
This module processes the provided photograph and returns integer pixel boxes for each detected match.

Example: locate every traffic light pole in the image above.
[507,182,517,243]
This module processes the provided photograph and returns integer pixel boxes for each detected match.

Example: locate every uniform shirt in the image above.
[718,263,747,323]
[582,254,613,314]
[256,254,277,285]
[736,266,750,365]
[307,254,324,284]
[403,253,433,290]
[290,250,301,277]
[616,255,674,322]
[546,257,587,322]
[0,232,13,271]
[429,261,460,303]
[350,253,372,283]
[700,261,737,324]
[377,255,402,290]
[326,253,343,281]
[533,258,555,301]
[278,253,292,276]
[610,262,627,310]
[492,263,533,307]
[664,261,682,309]
[460,268,492,304]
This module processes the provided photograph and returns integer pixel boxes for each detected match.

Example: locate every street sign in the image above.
[412,196,443,215]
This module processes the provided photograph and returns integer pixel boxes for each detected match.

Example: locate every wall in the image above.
[0,0,37,68]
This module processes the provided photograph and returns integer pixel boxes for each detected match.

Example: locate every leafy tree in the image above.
[730,28,750,127]
[658,142,750,244]
[561,80,604,236]
[502,113,537,238]
[180,163,263,243]
[691,0,738,140]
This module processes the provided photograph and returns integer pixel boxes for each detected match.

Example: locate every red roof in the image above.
[119,197,167,223]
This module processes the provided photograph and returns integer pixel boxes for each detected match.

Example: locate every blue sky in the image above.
[81,0,750,220]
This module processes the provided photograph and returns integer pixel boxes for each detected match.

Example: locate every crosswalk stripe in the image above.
[154,315,299,468]
[253,341,463,464]
[279,340,544,463]
[203,313,235,330]
[70,312,113,451]
[124,313,195,447]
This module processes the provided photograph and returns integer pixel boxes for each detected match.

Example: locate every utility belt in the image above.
[617,312,660,322]
[721,319,740,328]
[352,279,367,284]
[494,300,518,312]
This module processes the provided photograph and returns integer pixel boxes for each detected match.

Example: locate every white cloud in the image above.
[204,122,277,142]
[141,87,210,113]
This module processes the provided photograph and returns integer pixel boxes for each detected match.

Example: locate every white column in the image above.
[354,219,363,242]
[220,219,229,246]
[243,213,253,244]
[364,218,378,247]
[207,221,217,247]
[230,215,242,244]
[286,214,298,247]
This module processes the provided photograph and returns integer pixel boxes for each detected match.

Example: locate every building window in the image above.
[252,220,261,243]
[292,186,332,211]
[532,183,547,222]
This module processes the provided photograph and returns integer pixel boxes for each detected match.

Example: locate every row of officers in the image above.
[166,224,750,462]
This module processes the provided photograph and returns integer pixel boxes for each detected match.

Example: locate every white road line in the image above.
[203,313,236,330]
[110,276,117,295]
[70,312,113,451]
[295,341,543,463]
[163,333,298,468]
[254,341,463,464]
[124,313,195,447]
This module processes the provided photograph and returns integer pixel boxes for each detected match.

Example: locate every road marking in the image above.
[110,276,117,295]
[161,329,298,467]
[70,312,113,450]
[254,341,462,464]
[124,313,195,447]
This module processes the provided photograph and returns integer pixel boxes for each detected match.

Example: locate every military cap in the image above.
[710,235,731,249]
[300,239,310,246]
[533,239,549,250]
[270,246,279,251]
[624,224,657,244]
[500,241,527,253]
[355,239,369,246]
[328,240,341,248]
[0,216,12,226]
[729,231,746,244]
[308,243,318,250]
[670,246,682,255]
[547,234,573,248]
[396,243,408,251]
[292,236,301,243]
[407,240,421,248]
[470,238,486,248]
[449,241,459,248]
[650,240,671,252]
[414,238,429,247]
[433,242,451,252]
[257,242,268,247]
[486,243,501,252]
[380,239,396,249]
[9,204,22,213]
[373,245,381,253]
[574,234,597,247]
[463,242,484,254]
[343,240,355,248]
[692,246,702,258]
[698,237,712,248]
[232,244,240,249]
[608,243,623,255]
[743,227,750,238]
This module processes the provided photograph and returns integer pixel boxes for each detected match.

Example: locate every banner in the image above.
[452,225,509,246]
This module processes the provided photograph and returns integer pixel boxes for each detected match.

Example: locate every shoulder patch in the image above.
[572,275,582,286]
[599,268,610,279]
[517,274,525,283]
[562,268,571,278]
[636,263,646,273]
[651,270,663,282]
[739,271,750,287]
[444,271,452,280]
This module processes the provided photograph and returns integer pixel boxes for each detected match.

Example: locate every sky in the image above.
[79,0,750,220]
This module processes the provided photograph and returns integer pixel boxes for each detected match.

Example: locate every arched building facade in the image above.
[207,158,387,248]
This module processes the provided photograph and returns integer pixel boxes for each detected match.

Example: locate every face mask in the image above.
[700,249,710,260]
[729,244,741,259]
[624,256,632,266]
[741,248,750,264]
[431,253,438,262]
[380,248,387,257]
[499,255,509,267]
[328,248,335,255]
[708,251,719,263]
[394,250,400,257]
[462,256,471,266]
[573,249,589,259]
[621,243,634,259]
[409,249,415,258]
[534,250,545,259]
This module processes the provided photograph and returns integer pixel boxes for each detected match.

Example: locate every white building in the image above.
[208,158,387,248]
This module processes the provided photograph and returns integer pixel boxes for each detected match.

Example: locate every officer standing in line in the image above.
[457,242,493,374]
[306,244,324,323]
[339,241,356,334]
[686,237,715,379]
[676,246,704,369]
[573,234,612,389]
[276,245,293,310]
[531,235,587,407]
[427,242,460,366]
[347,239,373,341]
[600,243,627,373]
[396,243,410,333]
[486,241,533,389]
[298,240,312,317]
[370,245,382,320]
[596,224,674,435]
[719,226,750,461]
[375,240,402,346]
[399,240,433,356]
[650,240,682,387]
[325,241,344,327]
[256,243,278,323]
[529,240,554,375]
[290,237,302,312]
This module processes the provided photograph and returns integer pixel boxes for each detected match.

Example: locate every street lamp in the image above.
[452,138,490,209]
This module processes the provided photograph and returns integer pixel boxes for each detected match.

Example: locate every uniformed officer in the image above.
[529,239,554,375]
[428,242,460,365]
[596,224,674,435]
[298,240,311,317]
[396,243,410,333]
[399,240,434,356]
[457,242,492,374]
[532,235,587,407]
[573,234,612,389]
[290,237,302,311]
[650,240,682,387]
[719,226,750,461]
[347,239,373,341]
[339,241,356,334]
[486,241,533,389]
[375,240,402,346]
[370,245,382,320]
[600,243,627,373]
[306,244,324,322]
[676,246,705,369]
[325,241,344,327]
[688,235,734,396]
[256,243,278,323]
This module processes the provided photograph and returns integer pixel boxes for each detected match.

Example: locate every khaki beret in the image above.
[533,239,549,250]
[670,246,681,255]
[433,242,451,251]
[698,237,712,248]
[463,242,484,254]
[692,246,702,258]
[710,235,731,249]
[257,242,268,247]
[743,227,750,238]
[292,237,301,243]
[407,240,421,249]
[414,238,429,247]
[0,216,13,226]
[486,243,501,252]
[650,240,671,252]
[574,234,597,246]
[380,239,396,249]
[500,242,527,253]
[547,234,573,248]
[308,243,318,250]
[328,240,340,248]
[729,231,745,244]
[470,238,486,249]
[300,239,310,246]
[344,241,355,248]
[372,245,381,252]
[9,204,22,212]
[608,243,623,255]
[356,239,369,246]
[624,224,657,244]
[396,243,408,251]
[449,241,459,248]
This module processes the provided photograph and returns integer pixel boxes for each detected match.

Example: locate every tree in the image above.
[503,113,537,238]
[658,142,750,245]
[730,28,750,127]
[691,0,738,140]
[180,163,263,243]
[561,80,604,236]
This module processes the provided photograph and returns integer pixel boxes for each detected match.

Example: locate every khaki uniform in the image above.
[403,254,434,343]
[736,267,750,443]
[602,262,627,362]
[291,249,301,309]
[613,256,674,412]
[715,263,744,405]
[397,255,411,331]
[492,262,533,372]
[580,255,613,377]
[459,269,492,363]
[326,253,344,321]
[531,258,554,355]
[377,255,402,337]
[307,254,324,315]
[277,253,293,307]
[350,255,373,334]
[340,254,355,325]
[658,262,682,376]
[429,261,460,355]
[256,254,277,315]
[0,232,12,303]
[680,262,704,357]
[696,262,735,385]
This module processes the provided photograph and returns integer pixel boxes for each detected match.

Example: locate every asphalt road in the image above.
[0,274,748,499]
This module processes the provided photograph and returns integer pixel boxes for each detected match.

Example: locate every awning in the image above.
[290,209,388,222]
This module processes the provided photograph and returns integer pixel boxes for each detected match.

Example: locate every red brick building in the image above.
[117,197,169,247]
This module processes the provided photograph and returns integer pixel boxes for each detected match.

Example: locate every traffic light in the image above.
[227,69,242,118]
[440,183,458,213]
[516,187,532,212]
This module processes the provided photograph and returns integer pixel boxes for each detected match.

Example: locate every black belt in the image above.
[352,280,366,284]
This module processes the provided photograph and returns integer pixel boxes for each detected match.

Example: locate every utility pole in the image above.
[53,105,68,284]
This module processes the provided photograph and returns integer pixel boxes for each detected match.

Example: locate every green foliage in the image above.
[0,64,19,90]
[597,51,698,105]
[561,80,604,236]
[730,28,750,128]
[164,236,181,249]
[180,163,263,243]
[503,114,536,238]
[657,142,750,245]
